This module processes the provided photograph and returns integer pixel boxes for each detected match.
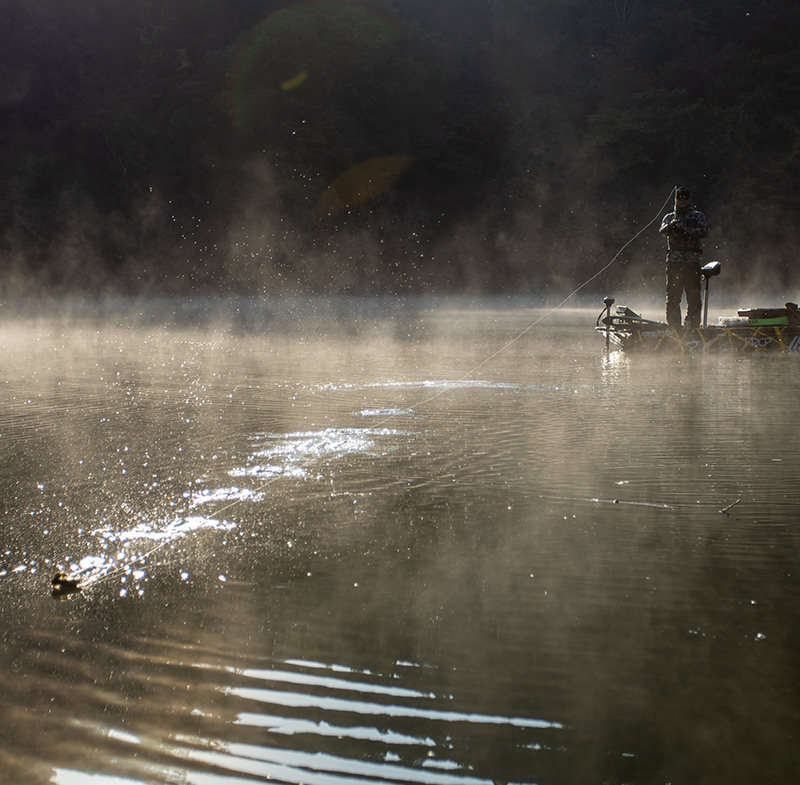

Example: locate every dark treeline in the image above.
[2,0,799,297]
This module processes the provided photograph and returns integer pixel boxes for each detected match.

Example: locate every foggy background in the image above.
[2,0,799,300]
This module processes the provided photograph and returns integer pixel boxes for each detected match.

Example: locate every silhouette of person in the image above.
[659,186,708,329]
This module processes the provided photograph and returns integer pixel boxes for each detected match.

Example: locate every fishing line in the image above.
[58,188,677,595]
[375,187,677,419]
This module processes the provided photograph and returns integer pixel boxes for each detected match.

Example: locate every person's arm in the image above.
[659,213,678,234]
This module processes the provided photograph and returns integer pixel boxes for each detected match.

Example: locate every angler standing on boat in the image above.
[659,186,708,329]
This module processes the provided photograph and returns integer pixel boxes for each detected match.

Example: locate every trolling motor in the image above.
[701,261,721,328]
[603,297,615,350]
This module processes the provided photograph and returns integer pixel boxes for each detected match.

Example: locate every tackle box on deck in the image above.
[737,307,790,326]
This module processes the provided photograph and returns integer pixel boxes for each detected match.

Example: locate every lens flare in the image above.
[280,70,309,92]
[314,154,413,217]
[229,1,399,131]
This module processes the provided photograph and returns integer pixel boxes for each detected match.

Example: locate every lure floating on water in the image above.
[51,572,82,599]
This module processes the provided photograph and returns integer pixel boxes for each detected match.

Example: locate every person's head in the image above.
[675,187,691,210]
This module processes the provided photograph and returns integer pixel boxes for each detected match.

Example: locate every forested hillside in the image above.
[2,0,799,296]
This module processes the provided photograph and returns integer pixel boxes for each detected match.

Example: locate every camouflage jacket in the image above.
[659,207,708,252]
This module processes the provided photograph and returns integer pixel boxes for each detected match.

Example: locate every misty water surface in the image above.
[0,299,798,785]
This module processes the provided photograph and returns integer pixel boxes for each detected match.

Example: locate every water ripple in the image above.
[227,683,562,730]
[45,653,563,785]
[227,427,411,483]
[183,741,503,785]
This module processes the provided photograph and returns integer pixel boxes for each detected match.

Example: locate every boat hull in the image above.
[597,322,800,354]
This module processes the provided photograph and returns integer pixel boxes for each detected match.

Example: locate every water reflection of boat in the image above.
[596,262,800,354]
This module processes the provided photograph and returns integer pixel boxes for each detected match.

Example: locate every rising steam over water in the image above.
[1,300,798,785]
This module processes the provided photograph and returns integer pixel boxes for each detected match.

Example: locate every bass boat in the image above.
[596,262,800,354]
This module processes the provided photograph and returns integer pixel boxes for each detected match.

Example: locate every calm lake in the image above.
[0,299,798,785]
